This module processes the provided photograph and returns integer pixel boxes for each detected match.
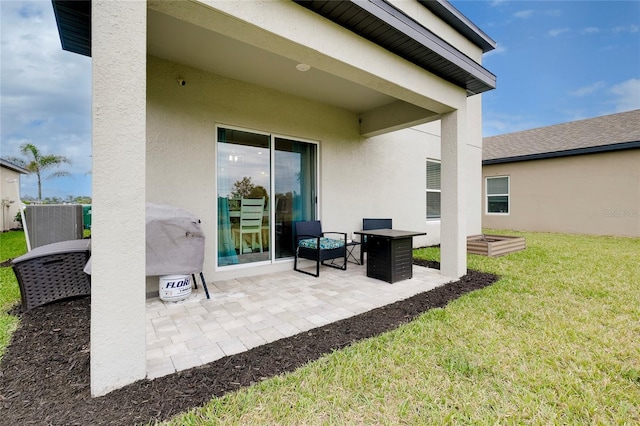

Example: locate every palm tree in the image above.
[5,143,71,201]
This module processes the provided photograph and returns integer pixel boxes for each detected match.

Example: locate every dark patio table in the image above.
[354,229,426,283]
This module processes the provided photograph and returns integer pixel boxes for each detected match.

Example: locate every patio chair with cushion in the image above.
[294,220,347,277]
[360,218,393,264]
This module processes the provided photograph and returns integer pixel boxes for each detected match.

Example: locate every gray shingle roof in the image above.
[483,109,640,163]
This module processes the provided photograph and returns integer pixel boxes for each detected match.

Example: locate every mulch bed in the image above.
[0,261,497,425]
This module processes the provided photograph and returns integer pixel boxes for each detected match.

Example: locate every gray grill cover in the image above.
[145,203,205,275]
[83,203,205,276]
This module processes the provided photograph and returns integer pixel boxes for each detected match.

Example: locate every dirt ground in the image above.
[0,261,497,425]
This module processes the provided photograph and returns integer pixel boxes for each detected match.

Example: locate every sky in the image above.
[1,1,639,200]
[1,0,91,200]
[452,0,640,135]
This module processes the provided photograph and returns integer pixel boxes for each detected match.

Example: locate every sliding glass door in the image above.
[274,137,317,259]
[217,128,270,266]
[217,127,316,267]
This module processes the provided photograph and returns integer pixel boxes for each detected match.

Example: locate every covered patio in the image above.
[146,262,451,379]
[52,0,495,396]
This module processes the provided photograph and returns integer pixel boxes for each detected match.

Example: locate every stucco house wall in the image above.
[482,110,640,237]
[483,149,640,237]
[53,0,495,396]
[146,55,484,284]
[465,95,484,236]
[0,160,28,231]
[390,0,484,63]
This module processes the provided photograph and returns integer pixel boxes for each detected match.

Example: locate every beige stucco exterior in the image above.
[390,0,484,63]
[483,150,640,237]
[88,0,490,396]
[91,0,147,396]
[0,164,26,231]
[145,56,483,281]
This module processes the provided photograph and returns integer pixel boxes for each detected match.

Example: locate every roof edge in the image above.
[294,0,496,95]
[52,0,92,57]
[483,140,640,165]
[418,0,496,53]
[1,158,30,174]
[357,1,495,89]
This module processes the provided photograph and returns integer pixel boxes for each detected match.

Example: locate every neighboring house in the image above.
[482,110,640,237]
[0,159,28,232]
[52,0,496,395]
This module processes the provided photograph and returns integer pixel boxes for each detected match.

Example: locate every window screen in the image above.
[426,160,441,190]
[486,176,509,214]
[426,160,441,219]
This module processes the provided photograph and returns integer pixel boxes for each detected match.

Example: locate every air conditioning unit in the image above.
[25,204,84,249]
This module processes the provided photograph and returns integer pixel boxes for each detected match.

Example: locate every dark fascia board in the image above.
[482,141,640,165]
[52,0,496,95]
[293,0,496,96]
[52,0,91,57]
[0,159,29,174]
[418,0,496,53]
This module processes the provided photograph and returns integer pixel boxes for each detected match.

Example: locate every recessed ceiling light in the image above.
[296,63,311,72]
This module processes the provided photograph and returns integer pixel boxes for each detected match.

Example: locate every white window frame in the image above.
[485,176,510,215]
[426,159,441,220]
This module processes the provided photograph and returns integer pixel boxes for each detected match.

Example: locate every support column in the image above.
[91,0,147,396]
[440,107,467,279]
[465,95,484,236]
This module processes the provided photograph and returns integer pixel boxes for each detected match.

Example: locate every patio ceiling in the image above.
[147,9,396,114]
[53,0,495,117]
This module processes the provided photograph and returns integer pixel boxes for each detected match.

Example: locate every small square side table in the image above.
[345,240,361,265]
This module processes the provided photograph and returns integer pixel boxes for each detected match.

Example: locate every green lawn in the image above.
[164,231,639,425]
[1,231,638,424]
[0,230,26,359]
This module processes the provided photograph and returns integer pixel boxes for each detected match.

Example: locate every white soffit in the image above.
[147,10,395,114]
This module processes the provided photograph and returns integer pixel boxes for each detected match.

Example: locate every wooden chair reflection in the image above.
[233,197,265,253]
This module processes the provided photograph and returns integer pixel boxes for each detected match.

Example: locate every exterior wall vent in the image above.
[25,204,84,249]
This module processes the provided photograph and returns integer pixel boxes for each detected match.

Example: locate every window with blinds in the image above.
[426,159,441,219]
[486,176,509,214]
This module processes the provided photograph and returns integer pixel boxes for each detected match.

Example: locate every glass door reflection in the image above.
[217,128,270,266]
[274,137,316,259]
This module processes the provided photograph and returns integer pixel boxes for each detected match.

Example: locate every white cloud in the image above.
[514,8,561,19]
[490,0,508,6]
[568,82,606,97]
[609,79,640,112]
[544,9,562,18]
[514,9,534,19]
[483,112,542,137]
[611,24,639,34]
[581,27,601,34]
[0,1,92,182]
[484,43,507,58]
[547,28,570,37]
